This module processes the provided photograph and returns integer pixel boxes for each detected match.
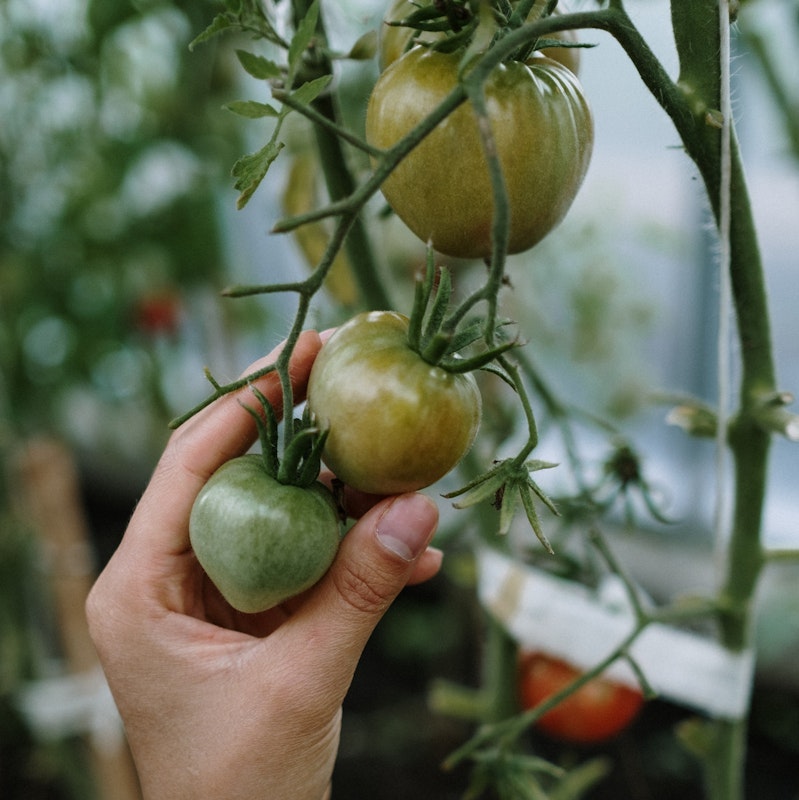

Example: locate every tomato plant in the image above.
[518,652,644,744]
[189,454,341,613]
[306,310,482,495]
[175,0,797,795]
[365,46,593,259]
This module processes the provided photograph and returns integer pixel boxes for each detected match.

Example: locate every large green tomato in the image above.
[365,46,593,259]
[189,455,341,613]
[306,311,481,495]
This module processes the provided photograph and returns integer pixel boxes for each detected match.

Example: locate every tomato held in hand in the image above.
[189,455,341,613]
[365,46,593,259]
[306,311,481,495]
[519,652,644,744]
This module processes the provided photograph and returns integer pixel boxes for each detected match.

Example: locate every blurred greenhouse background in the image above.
[1,0,798,798]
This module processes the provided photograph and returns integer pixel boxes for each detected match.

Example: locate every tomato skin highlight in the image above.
[365,46,593,260]
[306,311,481,495]
[518,652,644,744]
[189,455,341,613]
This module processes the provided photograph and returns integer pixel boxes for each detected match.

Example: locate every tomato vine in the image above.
[175,1,798,798]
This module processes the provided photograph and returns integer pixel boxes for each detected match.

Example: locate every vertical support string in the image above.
[714,0,733,583]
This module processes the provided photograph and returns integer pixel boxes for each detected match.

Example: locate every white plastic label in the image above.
[477,547,755,720]
[15,666,124,752]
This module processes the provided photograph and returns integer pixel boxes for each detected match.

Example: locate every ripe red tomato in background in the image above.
[134,291,182,336]
[518,652,644,744]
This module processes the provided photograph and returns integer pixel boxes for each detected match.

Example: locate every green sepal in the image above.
[441,335,519,373]
[277,425,322,486]
[519,483,554,554]
[241,385,280,479]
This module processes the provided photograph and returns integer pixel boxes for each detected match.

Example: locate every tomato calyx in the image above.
[243,385,328,489]
[383,0,479,57]
[381,0,586,67]
[407,250,519,373]
[444,456,559,551]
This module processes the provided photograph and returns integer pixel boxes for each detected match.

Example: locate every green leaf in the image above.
[236,49,282,80]
[224,100,280,119]
[189,12,236,51]
[232,140,285,209]
[290,73,333,105]
[288,0,320,76]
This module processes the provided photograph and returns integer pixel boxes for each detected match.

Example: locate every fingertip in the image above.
[406,546,444,586]
[375,493,439,562]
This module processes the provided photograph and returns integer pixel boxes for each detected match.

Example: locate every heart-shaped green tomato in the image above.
[189,455,341,613]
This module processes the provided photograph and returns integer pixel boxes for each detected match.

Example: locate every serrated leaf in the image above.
[189,12,235,51]
[290,73,333,105]
[225,100,279,119]
[288,0,320,75]
[236,49,282,80]
[232,140,284,209]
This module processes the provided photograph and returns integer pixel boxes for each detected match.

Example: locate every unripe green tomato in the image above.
[189,455,341,613]
[306,311,481,495]
[365,47,593,259]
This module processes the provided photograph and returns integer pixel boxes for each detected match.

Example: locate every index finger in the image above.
[127,329,323,556]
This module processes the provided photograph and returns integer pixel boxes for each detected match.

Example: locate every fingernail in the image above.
[376,494,438,561]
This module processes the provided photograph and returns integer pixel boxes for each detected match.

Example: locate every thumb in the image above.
[290,493,439,683]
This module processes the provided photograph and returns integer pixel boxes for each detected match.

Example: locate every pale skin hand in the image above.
[86,330,442,800]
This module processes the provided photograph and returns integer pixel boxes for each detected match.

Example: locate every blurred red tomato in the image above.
[518,652,644,744]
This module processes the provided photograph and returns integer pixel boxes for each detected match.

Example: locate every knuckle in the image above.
[331,560,397,617]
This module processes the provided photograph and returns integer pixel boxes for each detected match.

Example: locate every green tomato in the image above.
[189,455,341,613]
[365,46,593,259]
[306,311,481,495]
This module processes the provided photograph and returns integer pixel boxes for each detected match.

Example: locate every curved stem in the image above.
[602,4,776,798]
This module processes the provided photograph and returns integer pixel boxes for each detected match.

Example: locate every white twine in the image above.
[713,0,734,584]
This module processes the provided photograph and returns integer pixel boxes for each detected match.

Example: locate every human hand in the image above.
[86,330,442,800]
